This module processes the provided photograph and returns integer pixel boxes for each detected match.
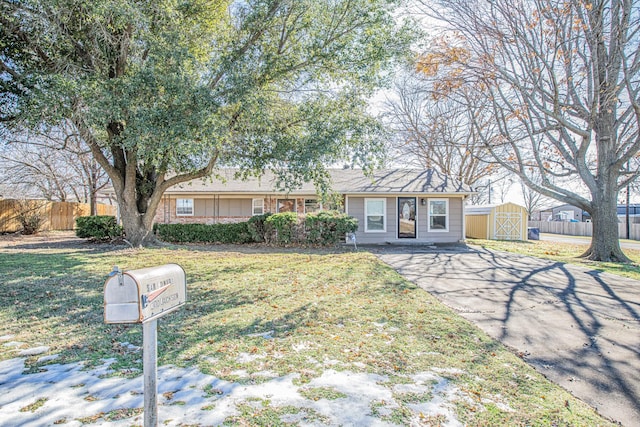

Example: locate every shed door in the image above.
[494,212,523,240]
[398,197,416,238]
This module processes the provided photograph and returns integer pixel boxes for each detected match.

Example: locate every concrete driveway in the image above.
[372,245,640,427]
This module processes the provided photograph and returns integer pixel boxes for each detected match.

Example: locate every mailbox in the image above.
[104,264,186,324]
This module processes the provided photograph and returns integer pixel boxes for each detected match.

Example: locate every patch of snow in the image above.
[292,341,314,352]
[0,357,465,427]
[393,382,430,394]
[0,335,15,341]
[118,342,141,352]
[481,396,514,412]
[229,369,249,378]
[3,341,24,348]
[36,354,60,363]
[432,367,465,375]
[407,377,465,427]
[236,352,265,363]
[18,346,50,356]
[246,330,274,339]
[253,370,279,378]
[322,358,342,366]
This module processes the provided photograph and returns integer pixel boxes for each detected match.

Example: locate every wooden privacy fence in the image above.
[528,220,640,241]
[0,199,117,233]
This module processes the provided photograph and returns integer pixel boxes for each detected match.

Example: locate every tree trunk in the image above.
[89,180,97,216]
[119,204,157,247]
[581,191,629,262]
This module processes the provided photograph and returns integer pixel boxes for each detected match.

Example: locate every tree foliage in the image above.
[416,0,640,262]
[1,0,413,245]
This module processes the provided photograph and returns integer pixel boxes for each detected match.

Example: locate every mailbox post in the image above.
[104,264,186,427]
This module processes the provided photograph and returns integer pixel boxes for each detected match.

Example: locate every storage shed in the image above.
[465,202,528,240]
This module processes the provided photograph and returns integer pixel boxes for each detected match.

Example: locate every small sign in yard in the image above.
[103,264,187,427]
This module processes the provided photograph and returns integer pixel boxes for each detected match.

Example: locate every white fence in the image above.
[528,221,640,241]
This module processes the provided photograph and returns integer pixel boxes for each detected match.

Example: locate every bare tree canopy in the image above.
[0,124,110,213]
[384,71,496,193]
[416,0,640,262]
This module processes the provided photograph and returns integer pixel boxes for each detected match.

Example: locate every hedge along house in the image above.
[465,202,528,241]
[155,169,474,244]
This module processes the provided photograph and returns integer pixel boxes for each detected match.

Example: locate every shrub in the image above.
[155,222,252,244]
[305,210,358,245]
[247,213,274,243]
[14,200,47,235]
[75,216,123,241]
[265,212,299,244]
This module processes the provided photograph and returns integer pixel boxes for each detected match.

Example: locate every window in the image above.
[428,199,448,232]
[252,198,264,215]
[278,199,295,213]
[176,198,194,216]
[365,198,386,232]
[304,199,321,213]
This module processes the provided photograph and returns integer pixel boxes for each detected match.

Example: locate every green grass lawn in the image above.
[467,236,640,281]
[0,236,615,426]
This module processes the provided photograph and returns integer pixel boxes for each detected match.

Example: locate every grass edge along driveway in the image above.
[0,242,615,426]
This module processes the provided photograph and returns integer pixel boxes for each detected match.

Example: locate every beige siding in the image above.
[465,202,528,240]
[194,199,214,216]
[218,199,252,217]
[465,214,489,239]
[155,196,253,225]
[418,197,464,243]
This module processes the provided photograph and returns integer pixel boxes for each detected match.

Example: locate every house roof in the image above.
[165,169,474,196]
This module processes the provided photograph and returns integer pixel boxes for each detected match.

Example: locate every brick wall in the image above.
[154,196,308,224]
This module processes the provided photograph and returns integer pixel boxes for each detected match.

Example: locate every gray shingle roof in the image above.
[166,169,473,195]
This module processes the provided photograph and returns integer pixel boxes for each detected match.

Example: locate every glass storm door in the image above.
[398,197,416,238]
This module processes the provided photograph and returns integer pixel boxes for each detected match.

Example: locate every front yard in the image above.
[0,233,614,426]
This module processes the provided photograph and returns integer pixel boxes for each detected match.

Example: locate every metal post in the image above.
[143,319,158,427]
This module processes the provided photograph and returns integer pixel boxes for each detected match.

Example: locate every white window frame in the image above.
[365,198,386,232]
[176,198,194,216]
[428,198,449,232]
[252,198,264,216]
[304,198,322,213]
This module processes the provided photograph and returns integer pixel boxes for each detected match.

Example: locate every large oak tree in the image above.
[418,0,640,262]
[1,0,412,245]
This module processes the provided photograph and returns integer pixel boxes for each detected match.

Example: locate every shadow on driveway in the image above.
[372,245,640,427]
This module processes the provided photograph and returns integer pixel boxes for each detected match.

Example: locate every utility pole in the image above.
[627,160,630,240]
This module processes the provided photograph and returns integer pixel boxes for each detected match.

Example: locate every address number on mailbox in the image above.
[104,264,186,324]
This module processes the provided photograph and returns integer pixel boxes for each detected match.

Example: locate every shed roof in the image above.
[166,168,474,195]
[465,202,526,215]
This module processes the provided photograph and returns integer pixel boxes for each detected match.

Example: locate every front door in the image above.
[398,197,416,238]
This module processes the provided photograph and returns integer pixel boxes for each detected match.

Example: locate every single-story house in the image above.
[465,202,528,240]
[155,169,474,244]
[535,203,589,222]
